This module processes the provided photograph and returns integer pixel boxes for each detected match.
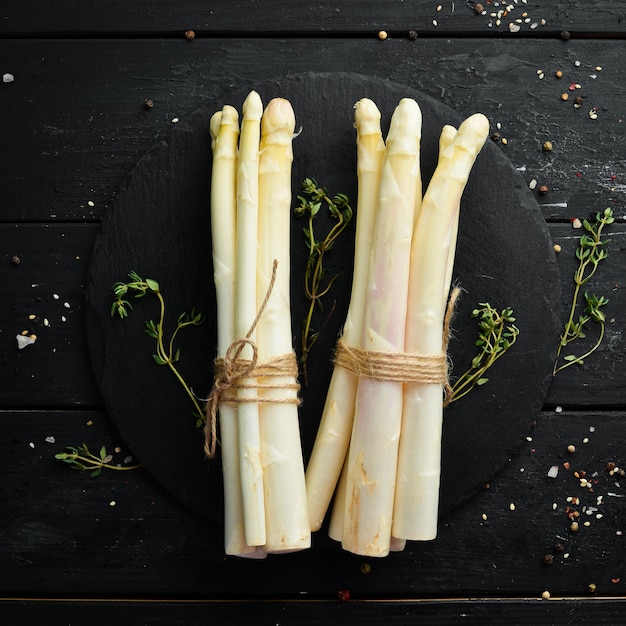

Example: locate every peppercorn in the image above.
[144,99,154,110]
[574,96,584,106]
[475,2,484,13]
[378,30,388,40]
[607,461,617,472]
[11,255,20,265]
[491,132,501,142]
[543,554,554,565]
[560,31,571,40]
[538,185,549,195]
[185,30,196,40]
[561,93,569,101]
[408,29,418,40]
[555,70,563,78]
[542,140,553,152]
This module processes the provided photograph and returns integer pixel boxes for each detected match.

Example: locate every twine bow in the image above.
[204,260,300,459]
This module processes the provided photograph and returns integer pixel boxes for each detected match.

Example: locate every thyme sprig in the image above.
[553,208,614,374]
[448,302,519,404]
[55,444,141,478]
[294,178,353,384]
[111,272,205,425]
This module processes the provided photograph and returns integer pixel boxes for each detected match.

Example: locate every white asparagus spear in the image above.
[306,98,385,533]
[209,107,266,558]
[235,90,266,547]
[342,98,422,557]
[392,113,489,541]
[256,97,311,552]
[439,125,460,296]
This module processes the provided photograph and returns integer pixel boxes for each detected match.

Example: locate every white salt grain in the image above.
[3,73,14,83]
[16,334,36,349]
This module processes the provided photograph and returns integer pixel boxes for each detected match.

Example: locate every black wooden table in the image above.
[2,2,626,623]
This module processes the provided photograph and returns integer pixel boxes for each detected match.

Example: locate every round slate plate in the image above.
[85,73,561,528]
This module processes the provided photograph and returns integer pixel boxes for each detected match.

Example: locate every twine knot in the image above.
[203,260,301,459]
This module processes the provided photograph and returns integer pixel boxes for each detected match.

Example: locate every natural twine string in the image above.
[204,260,301,459]
[333,285,461,404]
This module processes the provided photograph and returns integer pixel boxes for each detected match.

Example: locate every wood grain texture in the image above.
[1,1,625,36]
[0,38,624,222]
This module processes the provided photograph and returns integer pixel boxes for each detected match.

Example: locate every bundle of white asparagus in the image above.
[207,91,310,557]
[305,97,490,557]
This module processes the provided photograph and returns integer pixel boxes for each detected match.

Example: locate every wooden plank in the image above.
[1,1,625,36]
[0,224,101,407]
[1,410,624,598]
[545,221,626,406]
[1,38,624,223]
[1,219,625,408]
[2,597,626,625]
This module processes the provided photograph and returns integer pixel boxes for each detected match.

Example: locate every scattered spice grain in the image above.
[184,30,195,40]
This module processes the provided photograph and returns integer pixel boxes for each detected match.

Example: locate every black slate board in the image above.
[85,73,561,529]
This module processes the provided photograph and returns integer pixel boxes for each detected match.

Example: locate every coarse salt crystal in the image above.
[3,73,14,83]
[547,465,559,478]
[16,334,36,349]
[45,436,56,444]
[29,442,35,449]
